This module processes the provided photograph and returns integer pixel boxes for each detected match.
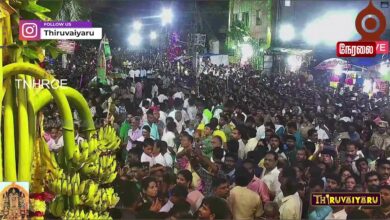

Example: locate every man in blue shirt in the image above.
[287,121,304,150]
[144,109,160,140]
[307,179,332,220]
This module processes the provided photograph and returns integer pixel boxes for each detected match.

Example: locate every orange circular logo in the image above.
[355,0,387,42]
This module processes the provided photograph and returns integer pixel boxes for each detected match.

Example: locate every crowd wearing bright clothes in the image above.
[44,44,390,220]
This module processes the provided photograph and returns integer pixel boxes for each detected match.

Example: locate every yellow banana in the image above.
[110,161,117,173]
[72,149,81,163]
[67,182,72,196]
[55,179,61,194]
[72,181,77,195]
[54,197,65,217]
[111,193,120,207]
[107,156,114,166]
[50,152,59,169]
[105,172,117,184]
[87,181,98,200]
[81,148,89,162]
[71,173,76,184]
[78,180,86,194]
[81,164,96,175]
[49,200,57,217]
[80,140,89,150]
[98,128,104,140]
[80,210,86,219]
[87,210,94,219]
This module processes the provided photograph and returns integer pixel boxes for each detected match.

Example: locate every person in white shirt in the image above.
[326,199,347,220]
[262,152,281,199]
[141,138,166,167]
[158,93,168,103]
[159,185,189,213]
[141,68,147,78]
[173,90,185,100]
[255,116,265,140]
[152,141,167,167]
[187,98,198,121]
[134,69,140,78]
[244,128,258,159]
[47,127,64,152]
[129,69,135,80]
[231,128,246,160]
[169,99,190,134]
[161,121,177,150]
[157,140,173,168]
[315,118,330,141]
[151,82,159,98]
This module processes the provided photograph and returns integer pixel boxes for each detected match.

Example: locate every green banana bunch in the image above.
[97,126,121,152]
[49,196,66,217]
[47,173,81,196]
[71,139,100,165]
[69,195,82,208]
[82,187,120,211]
[80,210,112,220]
[64,209,86,219]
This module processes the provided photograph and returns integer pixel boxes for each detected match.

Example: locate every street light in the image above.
[161,8,173,26]
[133,21,142,31]
[279,24,295,42]
[128,33,142,46]
[241,44,253,64]
[379,60,390,75]
[334,64,343,75]
[150,31,157,40]
[287,55,302,72]
[303,10,357,46]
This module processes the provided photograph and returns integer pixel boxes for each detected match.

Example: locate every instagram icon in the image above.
[19,20,40,41]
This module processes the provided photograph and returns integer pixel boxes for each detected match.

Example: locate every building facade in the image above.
[228,0,273,69]
[229,0,272,44]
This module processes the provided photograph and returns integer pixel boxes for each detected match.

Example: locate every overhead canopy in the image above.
[315,58,350,70]
[271,48,313,56]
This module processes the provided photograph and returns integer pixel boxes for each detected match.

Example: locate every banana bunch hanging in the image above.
[64,210,112,220]
[80,186,120,211]
[97,126,122,152]
[44,125,121,218]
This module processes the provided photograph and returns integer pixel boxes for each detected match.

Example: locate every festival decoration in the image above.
[168,32,182,63]
[1,1,121,219]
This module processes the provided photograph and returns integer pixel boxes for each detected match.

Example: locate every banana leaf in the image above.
[38,0,63,20]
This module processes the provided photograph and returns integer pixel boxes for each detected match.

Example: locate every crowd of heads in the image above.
[44,43,390,219]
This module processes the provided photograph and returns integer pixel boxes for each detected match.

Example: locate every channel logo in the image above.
[20,21,39,41]
[336,0,388,57]
[19,20,102,41]
[311,193,380,206]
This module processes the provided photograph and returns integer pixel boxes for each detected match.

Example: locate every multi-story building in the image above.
[228,0,390,71]
[228,0,273,46]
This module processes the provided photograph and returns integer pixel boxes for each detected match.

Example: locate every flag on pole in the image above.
[97,37,108,85]
[103,36,112,60]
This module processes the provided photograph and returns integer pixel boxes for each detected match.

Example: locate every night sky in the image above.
[86,0,229,48]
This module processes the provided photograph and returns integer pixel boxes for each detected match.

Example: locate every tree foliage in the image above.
[227,20,249,43]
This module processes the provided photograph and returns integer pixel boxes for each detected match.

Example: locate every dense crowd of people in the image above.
[43,43,390,220]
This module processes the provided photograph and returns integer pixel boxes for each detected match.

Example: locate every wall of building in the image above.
[230,0,272,42]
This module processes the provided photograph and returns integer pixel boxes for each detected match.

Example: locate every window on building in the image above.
[381,1,389,8]
[285,0,291,7]
[256,10,262,26]
[242,12,249,26]
[233,13,239,22]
